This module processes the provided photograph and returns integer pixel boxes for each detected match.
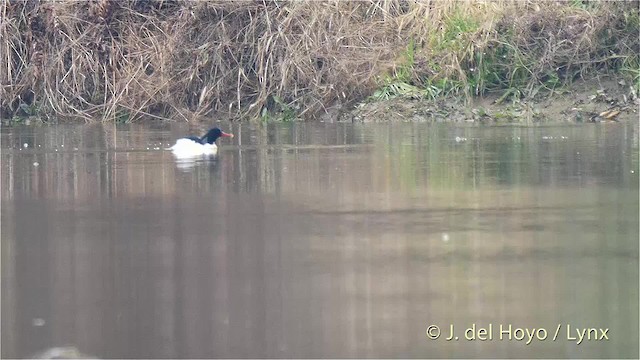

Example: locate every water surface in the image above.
[2,122,638,358]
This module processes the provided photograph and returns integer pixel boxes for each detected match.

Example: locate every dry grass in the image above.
[1,0,638,122]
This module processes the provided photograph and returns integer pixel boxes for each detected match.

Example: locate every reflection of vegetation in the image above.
[360,124,638,192]
[2,123,637,204]
[4,123,637,360]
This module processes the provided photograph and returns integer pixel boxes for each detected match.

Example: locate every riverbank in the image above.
[1,1,638,123]
[340,75,639,123]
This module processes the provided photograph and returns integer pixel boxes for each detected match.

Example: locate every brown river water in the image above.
[1,122,638,358]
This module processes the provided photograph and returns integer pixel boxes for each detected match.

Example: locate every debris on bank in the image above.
[340,77,639,124]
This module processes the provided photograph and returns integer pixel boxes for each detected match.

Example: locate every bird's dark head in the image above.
[201,127,234,144]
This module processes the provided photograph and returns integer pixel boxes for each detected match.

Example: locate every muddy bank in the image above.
[340,76,639,124]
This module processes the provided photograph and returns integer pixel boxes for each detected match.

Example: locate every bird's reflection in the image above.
[31,346,96,359]
[173,154,219,172]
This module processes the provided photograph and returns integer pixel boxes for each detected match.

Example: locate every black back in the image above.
[185,135,203,144]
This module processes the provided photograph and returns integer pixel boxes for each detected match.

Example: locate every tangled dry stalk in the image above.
[1,0,638,122]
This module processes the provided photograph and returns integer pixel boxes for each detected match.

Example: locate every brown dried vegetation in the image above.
[0,0,638,122]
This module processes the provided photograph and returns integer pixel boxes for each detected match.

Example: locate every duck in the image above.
[167,127,234,157]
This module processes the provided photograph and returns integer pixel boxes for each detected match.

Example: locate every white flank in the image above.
[167,138,218,158]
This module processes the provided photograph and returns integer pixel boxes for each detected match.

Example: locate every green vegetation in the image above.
[261,96,298,122]
[401,2,637,102]
[0,0,638,123]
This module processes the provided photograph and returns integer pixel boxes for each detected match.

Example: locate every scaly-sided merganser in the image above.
[168,127,234,157]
